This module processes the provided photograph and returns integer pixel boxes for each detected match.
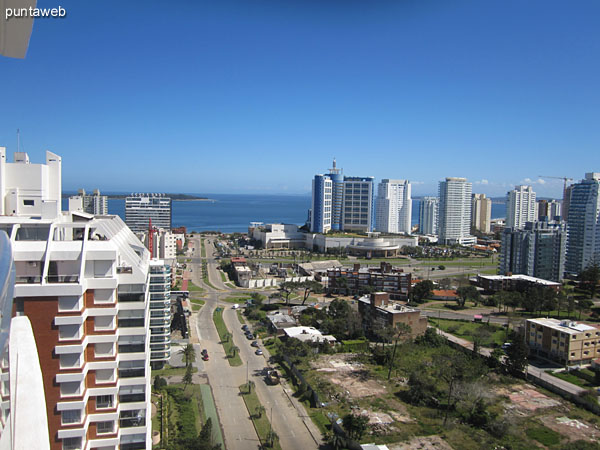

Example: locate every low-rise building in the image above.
[526,318,600,365]
[475,274,561,293]
[327,262,411,299]
[358,292,427,338]
[266,311,297,335]
[231,257,252,285]
[283,326,336,344]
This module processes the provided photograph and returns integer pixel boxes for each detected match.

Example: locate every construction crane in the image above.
[538,175,573,198]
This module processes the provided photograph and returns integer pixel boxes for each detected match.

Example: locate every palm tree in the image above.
[267,430,279,448]
[182,364,193,391]
[254,405,265,418]
[230,345,239,358]
[246,380,255,394]
[223,332,232,343]
[178,344,196,367]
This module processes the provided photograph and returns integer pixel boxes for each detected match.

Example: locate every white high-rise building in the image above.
[0,149,152,450]
[506,185,537,229]
[149,260,171,369]
[69,189,108,215]
[125,194,171,233]
[419,197,438,235]
[310,174,334,233]
[471,193,492,233]
[565,173,600,276]
[438,177,476,245]
[375,179,412,234]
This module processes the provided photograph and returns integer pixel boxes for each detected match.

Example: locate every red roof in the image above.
[231,257,247,263]
[181,279,188,291]
[432,289,458,298]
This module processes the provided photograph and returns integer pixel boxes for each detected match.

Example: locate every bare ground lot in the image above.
[311,354,387,398]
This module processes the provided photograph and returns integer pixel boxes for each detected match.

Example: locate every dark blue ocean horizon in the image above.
[62,195,506,233]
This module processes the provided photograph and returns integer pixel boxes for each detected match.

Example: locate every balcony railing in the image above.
[15,275,42,284]
[118,368,145,378]
[119,393,145,403]
[120,417,146,428]
[118,293,145,303]
[118,318,145,328]
[46,274,79,283]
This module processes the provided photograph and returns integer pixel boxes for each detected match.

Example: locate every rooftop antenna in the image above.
[329,157,341,175]
[16,128,20,152]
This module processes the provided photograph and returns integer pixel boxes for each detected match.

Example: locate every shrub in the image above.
[526,425,561,446]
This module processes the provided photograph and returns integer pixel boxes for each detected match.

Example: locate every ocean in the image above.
[62,195,506,233]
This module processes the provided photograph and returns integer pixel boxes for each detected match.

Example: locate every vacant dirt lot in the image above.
[388,435,453,450]
[311,354,386,398]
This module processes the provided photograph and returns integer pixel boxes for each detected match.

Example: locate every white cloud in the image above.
[475,179,489,185]
[536,178,546,185]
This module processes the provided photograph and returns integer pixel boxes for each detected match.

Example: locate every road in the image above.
[187,236,322,450]
[421,308,511,325]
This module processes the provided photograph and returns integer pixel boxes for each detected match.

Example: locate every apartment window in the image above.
[94,315,115,331]
[60,381,82,397]
[560,342,564,347]
[62,437,82,450]
[58,296,81,312]
[95,369,115,384]
[59,324,81,341]
[584,351,589,355]
[23,199,34,206]
[571,352,575,357]
[61,409,81,425]
[96,420,114,434]
[60,353,81,369]
[95,342,114,357]
[96,394,114,409]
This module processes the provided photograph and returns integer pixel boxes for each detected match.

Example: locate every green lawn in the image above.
[433,318,506,347]
[550,370,596,388]
[239,384,282,450]
[188,281,205,293]
[213,309,243,366]
[224,295,250,304]
[152,364,199,377]
[220,271,228,282]
[201,239,206,258]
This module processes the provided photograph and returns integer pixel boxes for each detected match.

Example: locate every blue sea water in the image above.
[62,196,506,233]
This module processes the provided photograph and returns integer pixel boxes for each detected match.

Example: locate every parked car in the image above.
[242,325,249,331]
[201,349,208,356]
[232,304,239,310]
[255,349,263,355]
[246,334,254,340]
[251,341,259,348]
[202,354,209,361]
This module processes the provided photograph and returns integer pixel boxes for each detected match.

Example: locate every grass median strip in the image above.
[213,308,243,366]
[239,384,282,450]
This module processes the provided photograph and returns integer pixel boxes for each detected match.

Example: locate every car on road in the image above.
[251,340,259,347]
[232,304,239,309]
[246,334,254,340]
[255,349,263,355]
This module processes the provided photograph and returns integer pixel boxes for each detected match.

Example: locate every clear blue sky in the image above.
[1,0,598,197]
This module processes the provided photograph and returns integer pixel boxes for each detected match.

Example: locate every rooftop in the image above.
[527,318,600,335]
[479,274,561,287]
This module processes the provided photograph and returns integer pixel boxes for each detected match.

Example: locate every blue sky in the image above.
[1,0,598,197]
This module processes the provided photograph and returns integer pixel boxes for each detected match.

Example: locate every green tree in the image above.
[341,413,369,441]
[456,286,481,308]
[387,323,412,380]
[250,292,264,306]
[580,263,600,298]
[578,298,594,320]
[230,345,239,358]
[183,364,194,390]
[254,404,265,419]
[223,332,232,343]
[411,280,434,304]
[267,430,279,448]
[299,280,324,305]
[326,432,346,450]
[246,380,255,394]
[278,281,297,305]
[178,343,197,367]
[505,333,529,375]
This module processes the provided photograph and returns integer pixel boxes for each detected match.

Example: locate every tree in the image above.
[438,278,453,290]
[341,413,369,441]
[278,281,297,305]
[230,345,239,358]
[254,405,265,419]
[153,375,167,391]
[505,333,529,375]
[223,332,232,343]
[183,364,194,390]
[387,323,412,380]
[456,286,481,308]
[250,292,264,306]
[299,280,324,305]
[266,430,279,448]
[326,432,346,450]
[577,298,594,320]
[437,351,476,426]
[580,263,600,299]
[411,280,434,304]
[246,380,255,394]
[179,344,197,367]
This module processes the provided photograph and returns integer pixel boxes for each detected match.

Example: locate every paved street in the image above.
[186,236,321,450]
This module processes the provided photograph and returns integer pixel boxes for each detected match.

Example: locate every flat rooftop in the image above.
[479,274,561,287]
[527,318,600,335]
